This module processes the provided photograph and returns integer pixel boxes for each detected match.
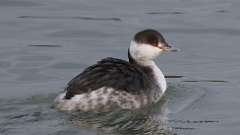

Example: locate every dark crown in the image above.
[134,29,167,47]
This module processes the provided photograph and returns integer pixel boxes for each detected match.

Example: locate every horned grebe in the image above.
[54,29,178,111]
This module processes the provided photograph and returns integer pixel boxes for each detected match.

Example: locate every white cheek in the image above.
[137,45,160,59]
[130,41,161,60]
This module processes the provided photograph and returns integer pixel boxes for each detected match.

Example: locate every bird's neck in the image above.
[149,61,167,93]
[128,51,167,93]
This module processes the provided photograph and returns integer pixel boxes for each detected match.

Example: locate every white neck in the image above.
[129,40,167,100]
[143,60,167,94]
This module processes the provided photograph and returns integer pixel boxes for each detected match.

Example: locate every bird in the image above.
[54,29,178,112]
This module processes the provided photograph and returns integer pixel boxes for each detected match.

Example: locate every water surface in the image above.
[1,0,240,134]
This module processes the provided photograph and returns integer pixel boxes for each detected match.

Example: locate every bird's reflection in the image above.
[69,97,175,135]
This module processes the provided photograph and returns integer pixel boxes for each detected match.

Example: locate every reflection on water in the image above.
[69,98,172,135]
[0,83,213,135]
[0,93,173,135]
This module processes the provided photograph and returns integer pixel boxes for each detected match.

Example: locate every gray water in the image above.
[0,0,240,134]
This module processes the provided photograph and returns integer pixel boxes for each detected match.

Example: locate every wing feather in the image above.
[65,57,152,99]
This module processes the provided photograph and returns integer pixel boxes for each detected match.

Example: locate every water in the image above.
[0,0,240,134]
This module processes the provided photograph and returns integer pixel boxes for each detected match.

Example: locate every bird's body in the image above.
[54,29,177,111]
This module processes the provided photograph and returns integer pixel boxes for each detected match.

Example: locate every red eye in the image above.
[151,40,158,47]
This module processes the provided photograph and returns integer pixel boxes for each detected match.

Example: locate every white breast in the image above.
[144,61,167,102]
[151,62,167,93]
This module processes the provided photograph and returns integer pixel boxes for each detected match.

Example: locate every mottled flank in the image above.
[54,87,148,111]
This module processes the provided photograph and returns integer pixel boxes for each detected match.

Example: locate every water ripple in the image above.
[159,28,240,35]
[18,16,121,21]
[0,0,42,7]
